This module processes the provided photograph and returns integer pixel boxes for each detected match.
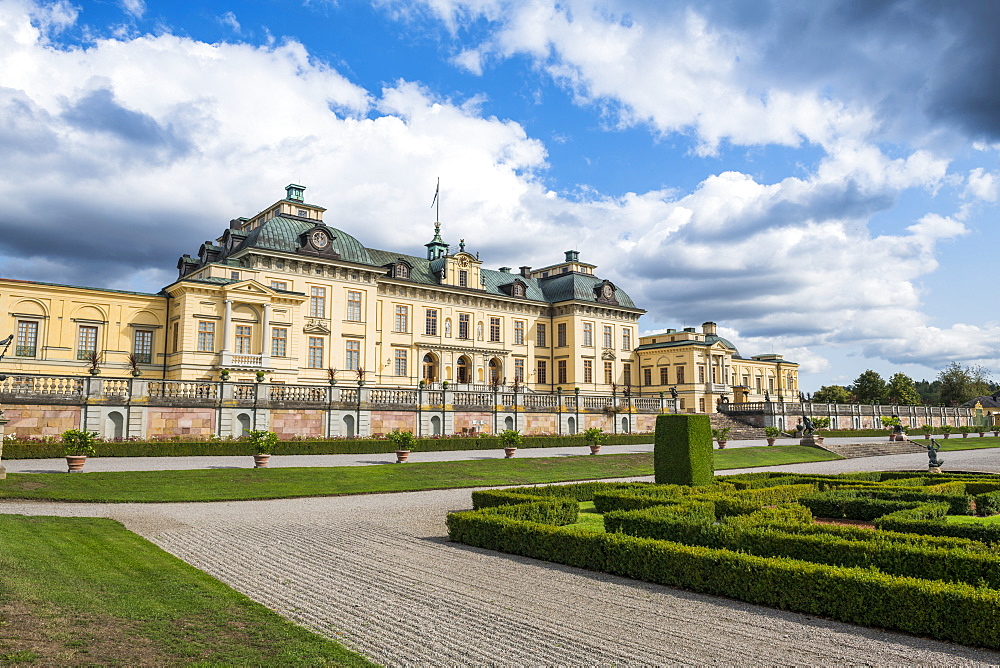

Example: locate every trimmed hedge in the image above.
[446,511,1000,650]
[2,433,654,459]
[654,414,713,486]
[976,491,1000,517]
[472,482,648,509]
[478,499,579,526]
[875,507,1000,545]
[800,491,933,521]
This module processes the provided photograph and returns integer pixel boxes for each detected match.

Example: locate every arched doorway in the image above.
[457,356,472,384]
[504,416,514,431]
[343,414,356,437]
[430,415,442,435]
[621,416,630,433]
[236,413,252,436]
[567,417,577,434]
[489,358,502,385]
[422,353,437,383]
[107,411,124,439]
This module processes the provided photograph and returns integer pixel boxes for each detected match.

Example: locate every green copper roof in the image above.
[537,273,637,308]
[237,217,373,265]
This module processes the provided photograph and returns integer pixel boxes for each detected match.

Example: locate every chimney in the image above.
[683,327,696,333]
[285,183,305,202]
[564,250,580,262]
[702,321,717,336]
[499,267,511,273]
[520,266,531,277]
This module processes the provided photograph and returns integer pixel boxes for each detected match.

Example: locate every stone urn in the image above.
[395,449,410,463]
[253,454,271,468]
[65,455,87,472]
[716,440,727,449]
[589,444,602,455]
[503,447,518,458]
[766,438,776,446]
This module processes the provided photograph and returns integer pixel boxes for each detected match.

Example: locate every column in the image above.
[260,303,271,367]
[222,299,233,354]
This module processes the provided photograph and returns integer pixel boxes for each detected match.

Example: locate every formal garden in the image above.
[447,415,1000,649]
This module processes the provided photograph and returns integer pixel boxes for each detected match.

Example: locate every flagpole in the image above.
[431,177,440,222]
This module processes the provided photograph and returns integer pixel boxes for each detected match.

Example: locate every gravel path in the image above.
[4,474,1000,665]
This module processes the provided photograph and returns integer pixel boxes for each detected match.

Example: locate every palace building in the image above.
[0,184,796,414]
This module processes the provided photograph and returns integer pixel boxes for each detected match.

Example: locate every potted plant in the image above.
[711,426,731,449]
[126,352,142,377]
[246,429,278,468]
[918,424,933,440]
[356,367,366,387]
[499,429,522,458]
[582,426,607,455]
[880,416,902,440]
[763,426,781,446]
[255,370,266,383]
[959,425,971,438]
[220,369,231,381]
[993,426,999,437]
[327,367,339,386]
[87,350,102,375]
[941,424,953,439]
[62,429,97,472]
[386,429,416,463]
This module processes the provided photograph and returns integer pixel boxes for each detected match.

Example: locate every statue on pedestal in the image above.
[927,438,944,472]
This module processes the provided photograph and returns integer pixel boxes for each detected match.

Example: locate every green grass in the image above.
[935,436,1000,451]
[945,514,1000,525]
[0,514,372,666]
[0,447,842,504]
[565,500,606,533]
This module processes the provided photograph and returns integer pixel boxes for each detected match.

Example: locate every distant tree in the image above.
[913,379,940,405]
[850,370,887,404]
[886,373,922,406]
[812,385,853,403]
[937,362,994,406]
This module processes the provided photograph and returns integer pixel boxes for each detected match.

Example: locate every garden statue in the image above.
[764,390,770,402]
[926,438,944,471]
[801,414,816,436]
[670,387,678,400]
[891,414,905,438]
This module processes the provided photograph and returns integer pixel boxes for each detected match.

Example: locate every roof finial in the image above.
[459,238,466,252]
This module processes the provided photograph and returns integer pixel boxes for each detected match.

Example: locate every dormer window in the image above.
[512,283,525,297]
[297,209,308,217]
[394,263,410,279]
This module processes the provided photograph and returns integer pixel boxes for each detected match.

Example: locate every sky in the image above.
[0,0,998,392]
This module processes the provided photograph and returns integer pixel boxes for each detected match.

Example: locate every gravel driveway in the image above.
[3,483,999,665]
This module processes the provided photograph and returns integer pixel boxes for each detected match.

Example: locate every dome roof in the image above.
[239,217,373,265]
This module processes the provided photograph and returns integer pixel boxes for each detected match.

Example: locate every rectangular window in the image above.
[394,305,409,333]
[271,327,287,357]
[270,280,287,290]
[459,270,468,287]
[394,349,408,376]
[677,366,686,384]
[425,309,438,336]
[604,361,613,385]
[345,339,360,370]
[643,368,652,386]
[172,322,180,352]
[557,360,567,384]
[235,325,252,354]
[742,374,749,387]
[458,313,470,339]
[755,377,762,393]
[680,398,686,411]
[583,322,593,347]
[536,360,547,385]
[513,320,524,345]
[622,328,632,350]
[660,367,669,385]
[77,325,98,360]
[698,366,706,383]
[133,330,153,364]
[583,359,593,384]
[514,358,525,382]
[346,290,362,321]
[769,377,775,391]
[230,271,240,281]
[196,321,214,352]
[623,363,632,385]
[536,323,547,347]
[557,323,567,347]
[603,325,613,349]
[489,317,501,342]
[308,337,324,368]
[15,320,38,357]
[699,397,706,413]
[310,286,326,318]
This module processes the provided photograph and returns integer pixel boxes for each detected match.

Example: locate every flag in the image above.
[431,177,439,208]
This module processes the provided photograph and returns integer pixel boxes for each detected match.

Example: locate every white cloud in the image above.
[120,0,145,20]
[218,11,241,34]
[964,167,999,202]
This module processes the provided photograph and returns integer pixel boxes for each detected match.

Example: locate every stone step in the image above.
[817,440,927,459]
[709,414,766,440]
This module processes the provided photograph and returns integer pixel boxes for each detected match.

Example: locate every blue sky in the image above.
[0,0,998,391]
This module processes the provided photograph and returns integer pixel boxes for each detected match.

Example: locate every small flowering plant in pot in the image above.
[941,424,953,438]
[763,426,782,446]
[582,427,607,455]
[499,429,522,458]
[246,430,278,468]
[918,424,933,440]
[386,429,416,463]
[62,429,97,472]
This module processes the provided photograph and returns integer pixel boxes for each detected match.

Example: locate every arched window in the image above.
[457,356,472,384]
[512,283,525,297]
[489,358,502,384]
[422,353,437,382]
[394,263,410,279]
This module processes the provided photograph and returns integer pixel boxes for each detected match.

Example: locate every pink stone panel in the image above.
[3,406,81,438]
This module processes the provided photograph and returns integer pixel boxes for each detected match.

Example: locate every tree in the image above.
[886,373,922,405]
[812,385,853,403]
[850,370,887,404]
[937,362,994,406]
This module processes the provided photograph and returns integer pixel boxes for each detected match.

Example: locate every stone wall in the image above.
[271,409,327,440]
[146,408,215,438]
[2,406,81,438]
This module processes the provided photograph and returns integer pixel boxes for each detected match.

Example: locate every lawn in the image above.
[935,436,1000,451]
[945,514,1000,525]
[0,447,841,503]
[0,514,372,666]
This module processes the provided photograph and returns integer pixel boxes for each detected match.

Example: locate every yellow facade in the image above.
[635,322,798,413]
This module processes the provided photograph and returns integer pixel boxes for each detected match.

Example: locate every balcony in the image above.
[221,352,268,369]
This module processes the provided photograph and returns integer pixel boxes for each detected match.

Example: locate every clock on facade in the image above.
[311,230,329,249]
[602,284,614,299]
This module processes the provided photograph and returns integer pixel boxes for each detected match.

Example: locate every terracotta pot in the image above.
[253,454,271,468]
[716,440,727,449]
[924,434,931,439]
[979,432,986,437]
[943,433,950,438]
[766,438,776,446]
[962,433,969,438]
[65,455,87,472]
[993,432,999,437]
[589,444,601,455]
[503,447,518,458]
[395,449,410,463]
